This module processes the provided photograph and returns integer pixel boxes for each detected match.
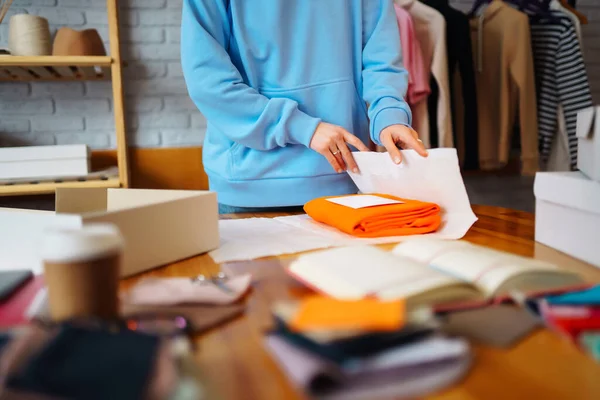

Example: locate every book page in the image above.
[288,246,464,301]
[393,239,563,297]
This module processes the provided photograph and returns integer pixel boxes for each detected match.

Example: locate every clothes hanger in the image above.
[501,0,560,23]
[467,0,492,18]
[559,0,588,24]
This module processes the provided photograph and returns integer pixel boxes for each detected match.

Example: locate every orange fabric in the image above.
[289,296,406,332]
[304,194,442,238]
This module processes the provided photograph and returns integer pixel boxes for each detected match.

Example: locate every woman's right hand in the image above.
[309,122,370,174]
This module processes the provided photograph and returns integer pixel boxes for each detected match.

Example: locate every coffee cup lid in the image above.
[41,223,124,263]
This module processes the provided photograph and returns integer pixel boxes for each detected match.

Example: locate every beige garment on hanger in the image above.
[395,0,453,149]
[547,0,582,171]
[469,1,539,176]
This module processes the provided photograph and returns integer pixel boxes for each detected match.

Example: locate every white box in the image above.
[0,144,90,180]
[534,171,600,268]
[576,106,600,181]
[0,188,219,277]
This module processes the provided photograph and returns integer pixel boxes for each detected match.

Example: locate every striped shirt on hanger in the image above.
[528,11,593,169]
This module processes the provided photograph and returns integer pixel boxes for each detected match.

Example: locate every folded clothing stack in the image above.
[533,285,600,362]
[304,194,442,238]
[263,296,472,400]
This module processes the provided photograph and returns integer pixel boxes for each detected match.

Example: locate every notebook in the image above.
[287,238,584,308]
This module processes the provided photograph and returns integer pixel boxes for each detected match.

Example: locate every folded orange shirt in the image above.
[289,296,406,333]
[304,193,441,238]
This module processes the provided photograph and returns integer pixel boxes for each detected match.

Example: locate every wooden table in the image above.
[121,205,600,400]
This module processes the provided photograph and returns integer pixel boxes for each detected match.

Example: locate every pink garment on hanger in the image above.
[394,4,430,107]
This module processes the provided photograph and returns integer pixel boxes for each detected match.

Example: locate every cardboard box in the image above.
[576,106,600,182]
[534,171,600,268]
[0,188,219,277]
[0,144,90,180]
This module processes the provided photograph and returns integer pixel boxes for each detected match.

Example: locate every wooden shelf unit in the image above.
[0,177,121,196]
[0,0,130,196]
[0,56,112,81]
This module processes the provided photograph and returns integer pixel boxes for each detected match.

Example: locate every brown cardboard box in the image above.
[0,188,219,277]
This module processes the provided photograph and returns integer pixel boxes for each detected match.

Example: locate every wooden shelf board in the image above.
[0,177,121,196]
[0,56,113,82]
[0,56,113,67]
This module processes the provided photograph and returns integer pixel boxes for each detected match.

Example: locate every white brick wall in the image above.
[0,0,205,149]
[0,0,597,149]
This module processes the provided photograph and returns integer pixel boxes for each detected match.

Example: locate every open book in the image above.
[287,239,585,308]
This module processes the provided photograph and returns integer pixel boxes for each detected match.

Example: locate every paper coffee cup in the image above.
[41,223,124,322]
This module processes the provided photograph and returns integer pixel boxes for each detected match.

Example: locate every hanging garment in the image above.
[560,0,587,25]
[395,0,453,149]
[393,4,430,107]
[422,0,479,170]
[551,0,582,43]
[469,1,539,176]
[528,11,593,170]
[547,0,584,171]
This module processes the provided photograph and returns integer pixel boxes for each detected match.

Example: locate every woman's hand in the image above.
[309,122,370,173]
[379,124,428,164]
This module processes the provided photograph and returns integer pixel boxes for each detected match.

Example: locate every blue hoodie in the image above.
[181,0,411,207]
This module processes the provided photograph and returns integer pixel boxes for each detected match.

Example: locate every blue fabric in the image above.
[544,285,600,306]
[181,0,411,208]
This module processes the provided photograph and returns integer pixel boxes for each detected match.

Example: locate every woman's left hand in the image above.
[379,124,428,164]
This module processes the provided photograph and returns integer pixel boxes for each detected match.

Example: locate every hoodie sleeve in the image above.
[362,0,413,146]
[180,0,321,151]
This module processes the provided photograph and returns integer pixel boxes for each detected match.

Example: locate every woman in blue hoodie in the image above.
[181,0,427,214]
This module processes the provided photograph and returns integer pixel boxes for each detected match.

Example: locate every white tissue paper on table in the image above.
[209,149,478,263]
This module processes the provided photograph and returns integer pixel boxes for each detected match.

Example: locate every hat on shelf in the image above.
[52,27,106,56]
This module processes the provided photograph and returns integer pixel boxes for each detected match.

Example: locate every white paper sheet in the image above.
[209,149,478,263]
[208,218,340,264]
[326,194,403,209]
[348,149,477,235]
[277,149,477,242]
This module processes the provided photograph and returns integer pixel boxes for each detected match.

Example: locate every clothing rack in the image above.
[391,0,590,176]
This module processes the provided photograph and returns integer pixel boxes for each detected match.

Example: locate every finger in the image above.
[331,147,346,170]
[404,133,429,157]
[381,132,403,164]
[323,150,343,173]
[341,130,370,152]
[336,140,359,173]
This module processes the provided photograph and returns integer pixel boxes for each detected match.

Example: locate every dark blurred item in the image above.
[35,315,192,339]
[0,271,32,303]
[264,333,472,400]
[0,323,177,400]
[0,276,45,329]
[121,303,246,335]
[440,304,542,347]
[270,316,435,365]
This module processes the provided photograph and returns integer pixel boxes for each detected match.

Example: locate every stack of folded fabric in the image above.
[263,296,472,400]
[304,194,442,238]
[532,285,600,362]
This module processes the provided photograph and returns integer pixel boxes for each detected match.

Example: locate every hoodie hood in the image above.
[470,1,505,73]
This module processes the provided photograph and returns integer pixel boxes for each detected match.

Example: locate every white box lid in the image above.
[534,171,600,216]
[0,144,90,162]
[576,106,598,139]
